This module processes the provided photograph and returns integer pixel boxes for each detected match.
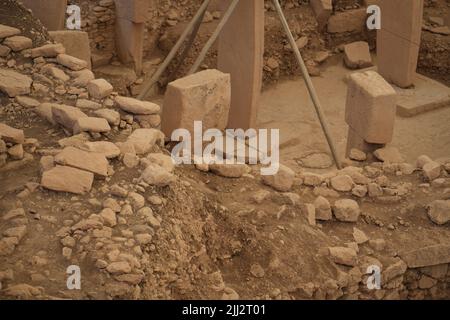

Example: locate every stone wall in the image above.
[68,0,116,66]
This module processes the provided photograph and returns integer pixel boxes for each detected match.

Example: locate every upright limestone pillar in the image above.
[377,0,424,88]
[115,0,149,75]
[345,71,397,157]
[217,0,264,130]
[21,0,68,31]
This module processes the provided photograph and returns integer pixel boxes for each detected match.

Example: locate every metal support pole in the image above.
[166,6,208,84]
[187,0,241,75]
[137,0,212,100]
[272,0,342,169]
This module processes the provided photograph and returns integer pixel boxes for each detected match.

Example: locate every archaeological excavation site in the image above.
[0,0,449,304]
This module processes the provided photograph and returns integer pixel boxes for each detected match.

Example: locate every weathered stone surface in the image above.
[327,8,366,33]
[0,69,32,97]
[400,244,450,268]
[87,79,113,99]
[35,103,56,125]
[422,161,441,181]
[76,99,101,110]
[126,129,165,155]
[0,24,20,38]
[115,96,160,115]
[100,208,117,227]
[383,259,407,283]
[51,104,88,132]
[71,69,95,87]
[0,123,25,144]
[57,54,88,71]
[8,144,23,160]
[73,117,111,134]
[140,163,175,186]
[3,36,32,51]
[333,199,360,222]
[0,44,10,57]
[328,247,358,266]
[218,0,263,130]
[345,71,397,144]
[261,164,295,192]
[210,163,250,179]
[330,175,354,192]
[41,165,94,194]
[134,114,161,128]
[353,227,369,244]
[54,147,109,176]
[49,31,92,69]
[115,0,149,23]
[81,141,120,159]
[16,96,40,108]
[349,148,367,161]
[31,43,65,58]
[377,0,424,88]
[314,196,332,220]
[373,147,404,163]
[416,155,433,169]
[162,69,230,137]
[427,200,450,225]
[303,172,324,186]
[115,18,145,74]
[94,109,121,126]
[43,65,70,82]
[344,41,372,69]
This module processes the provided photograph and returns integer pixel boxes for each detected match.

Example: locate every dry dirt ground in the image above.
[0,0,449,301]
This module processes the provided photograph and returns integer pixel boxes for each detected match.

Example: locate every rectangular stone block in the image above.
[41,165,93,194]
[218,0,264,130]
[162,69,230,137]
[345,71,397,144]
[377,0,424,88]
[114,0,149,23]
[115,18,144,75]
[310,0,332,30]
[49,31,92,69]
[21,0,67,31]
[54,147,109,177]
[51,104,88,133]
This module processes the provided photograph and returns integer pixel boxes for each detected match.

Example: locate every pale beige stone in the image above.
[0,68,32,97]
[218,0,264,130]
[57,54,88,71]
[162,69,230,137]
[72,117,111,134]
[41,165,94,194]
[50,31,92,69]
[377,0,424,88]
[345,71,397,144]
[54,147,109,176]
[87,79,113,99]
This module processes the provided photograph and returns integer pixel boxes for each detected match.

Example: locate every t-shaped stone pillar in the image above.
[377,0,424,88]
[20,0,68,31]
[115,0,149,75]
[217,0,264,130]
